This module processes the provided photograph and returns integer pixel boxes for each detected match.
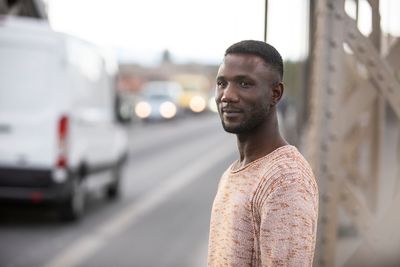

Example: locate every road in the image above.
[0,113,237,267]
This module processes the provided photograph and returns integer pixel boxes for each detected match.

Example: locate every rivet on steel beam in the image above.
[367,59,375,67]
[322,194,330,202]
[321,216,329,224]
[327,2,334,10]
[321,235,329,244]
[329,133,337,141]
[357,45,365,53]
[348,32,355,39]
[321,143,328,151]
[329,39,337,48]
[321,164,328,173]
[334,12,342,20]
[325,110,332,119]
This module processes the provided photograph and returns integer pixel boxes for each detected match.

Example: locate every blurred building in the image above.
[117,60,218,94]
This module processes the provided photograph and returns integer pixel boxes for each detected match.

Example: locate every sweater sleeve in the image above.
[258,173,318,267]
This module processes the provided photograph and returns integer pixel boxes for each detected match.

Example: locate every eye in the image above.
[216,80,227,88]
[239,80,251,88]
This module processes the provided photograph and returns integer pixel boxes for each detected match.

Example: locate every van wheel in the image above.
[106,163,122,200]
[60,178,86,221]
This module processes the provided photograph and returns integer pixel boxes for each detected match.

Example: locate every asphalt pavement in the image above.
[0,113,237,267]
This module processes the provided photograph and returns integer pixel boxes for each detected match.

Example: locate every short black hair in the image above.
[225,40,283,81]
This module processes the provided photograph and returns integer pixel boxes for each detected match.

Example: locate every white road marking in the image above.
[42,141,234,267]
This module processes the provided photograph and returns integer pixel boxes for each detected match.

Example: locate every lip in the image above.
[220,107,243,121]
[221,107,243,114]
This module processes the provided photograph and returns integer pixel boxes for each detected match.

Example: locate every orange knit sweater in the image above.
[208,145,318,267]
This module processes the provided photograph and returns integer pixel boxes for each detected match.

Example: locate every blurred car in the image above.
[0,16,128,221]
[135,81,182,121]
[172,74,209,113]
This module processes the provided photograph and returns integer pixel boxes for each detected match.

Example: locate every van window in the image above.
[66,39,112,113]
[0,47,57,111]
[66,39,102,82]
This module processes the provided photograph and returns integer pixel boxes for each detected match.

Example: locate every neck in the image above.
[235,111,288,169]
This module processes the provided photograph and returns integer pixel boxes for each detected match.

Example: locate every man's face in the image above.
[215,53,278,134]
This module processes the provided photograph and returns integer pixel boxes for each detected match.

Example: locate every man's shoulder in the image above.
[258,145,316,189]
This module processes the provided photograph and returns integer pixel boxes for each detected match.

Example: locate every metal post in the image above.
[264,0,268,42]
[308,0,346,266]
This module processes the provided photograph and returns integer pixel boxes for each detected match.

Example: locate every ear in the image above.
[271,82,284,106]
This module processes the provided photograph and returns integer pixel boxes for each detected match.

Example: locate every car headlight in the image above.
[135,101,152,118]
[189,96,206,113]
[159,101,177,119]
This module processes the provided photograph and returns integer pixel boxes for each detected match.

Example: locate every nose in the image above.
[217,83,239,103]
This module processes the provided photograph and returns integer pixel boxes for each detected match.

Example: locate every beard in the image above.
[220,104,270,134]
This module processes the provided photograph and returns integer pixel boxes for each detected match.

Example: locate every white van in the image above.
[0,16,128,220]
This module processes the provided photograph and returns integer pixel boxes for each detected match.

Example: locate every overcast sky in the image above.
[46,0,399,65]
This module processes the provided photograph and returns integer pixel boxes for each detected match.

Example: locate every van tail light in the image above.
[57,115,69,168]
[57,154,67,168]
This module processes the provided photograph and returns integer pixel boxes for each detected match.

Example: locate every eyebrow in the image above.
[233,75,251,81]
[216,74,251,81]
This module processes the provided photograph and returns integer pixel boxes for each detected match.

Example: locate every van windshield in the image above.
[0,47,57,111]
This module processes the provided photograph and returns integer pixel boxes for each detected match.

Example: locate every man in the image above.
[208,40,318,267]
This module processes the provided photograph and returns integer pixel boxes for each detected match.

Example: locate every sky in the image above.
[46,0,399,65]
[46,0,308,64]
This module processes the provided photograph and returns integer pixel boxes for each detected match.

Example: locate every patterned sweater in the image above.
[208,145,318,267]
